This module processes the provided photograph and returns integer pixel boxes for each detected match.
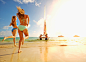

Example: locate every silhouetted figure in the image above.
[45,34,48,40]
[39,34,42,40]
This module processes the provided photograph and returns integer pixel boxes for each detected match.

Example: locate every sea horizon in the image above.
[0,37,86,44]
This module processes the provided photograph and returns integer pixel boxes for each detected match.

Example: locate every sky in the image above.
[0,0,86,37]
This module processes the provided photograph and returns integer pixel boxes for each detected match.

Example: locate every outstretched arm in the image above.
[9,23,12,26]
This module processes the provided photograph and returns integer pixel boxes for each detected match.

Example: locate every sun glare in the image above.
[47,0,86,37]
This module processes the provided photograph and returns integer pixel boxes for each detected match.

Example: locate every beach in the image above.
[0,41,86,62]
[1,0,86,62]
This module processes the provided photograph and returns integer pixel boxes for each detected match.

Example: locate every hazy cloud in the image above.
[35,1,41,7]
[33,31,36,32]
[0,31,11,37]
[33,18,44,27]
[13,0,41,7]
[14,0,23,4]
[32,31,36,34]
[14,0,35,4]
[23,0,35,3]
[3,26,11,29]
[0,0,6,4]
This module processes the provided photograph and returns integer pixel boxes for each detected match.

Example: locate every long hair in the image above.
[11,16,16,26]
[17,9,24,19]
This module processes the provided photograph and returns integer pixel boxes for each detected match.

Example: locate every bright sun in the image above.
[47,0,86,37]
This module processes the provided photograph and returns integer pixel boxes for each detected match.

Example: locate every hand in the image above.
[9,23,11,26]
[27,24,28,26]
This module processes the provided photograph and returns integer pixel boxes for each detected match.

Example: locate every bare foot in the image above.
[22,38,24,45]
[18,50,22,53]
[14,44,16,47]
[2,37,6,42]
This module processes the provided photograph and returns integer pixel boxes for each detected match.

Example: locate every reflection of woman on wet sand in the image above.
[2,16,18,47]
[16,6,30,53]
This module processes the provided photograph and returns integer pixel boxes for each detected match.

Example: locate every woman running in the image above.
[2,16,18,46]
[16,6,30,53]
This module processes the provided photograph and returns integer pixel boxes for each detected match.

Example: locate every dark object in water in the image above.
[60,45,67,46]
[73,35,80,37]
[45,38,48,40]
[58,35,64,37]
[40,38,42,40]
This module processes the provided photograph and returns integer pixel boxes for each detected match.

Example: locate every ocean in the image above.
[0,37,86,44]
[0,37,39,42]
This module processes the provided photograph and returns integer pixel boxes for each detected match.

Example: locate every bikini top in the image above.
[11,22,18,26]
[21,18,28,24]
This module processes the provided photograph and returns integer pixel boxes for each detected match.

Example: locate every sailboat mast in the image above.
[44,5,46,35]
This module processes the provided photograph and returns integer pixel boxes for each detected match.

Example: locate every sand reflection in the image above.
[10,48,16,62]
[44,41,48,62]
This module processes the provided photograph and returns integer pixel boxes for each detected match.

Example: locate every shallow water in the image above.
[0,37,86,45]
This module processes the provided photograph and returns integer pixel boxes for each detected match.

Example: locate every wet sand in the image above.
[0,41,86,62]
